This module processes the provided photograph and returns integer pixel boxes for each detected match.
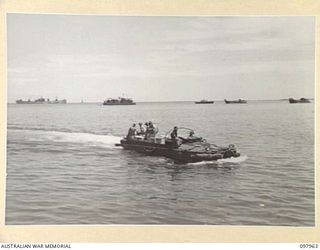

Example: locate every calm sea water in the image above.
[6,101,314,225]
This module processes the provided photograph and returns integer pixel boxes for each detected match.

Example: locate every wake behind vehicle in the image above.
[116,126,240,163]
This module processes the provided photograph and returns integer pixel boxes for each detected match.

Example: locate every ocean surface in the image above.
[6,101,315,225]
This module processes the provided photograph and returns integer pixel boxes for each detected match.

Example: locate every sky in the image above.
[7,14,315,103]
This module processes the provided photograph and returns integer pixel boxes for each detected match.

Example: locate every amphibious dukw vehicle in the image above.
[116,127,240,163]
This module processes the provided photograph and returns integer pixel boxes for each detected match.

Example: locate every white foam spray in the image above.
[11,128,122,149]
[217,155,248,163]
[188,155,248,166]
[45,131,122,148]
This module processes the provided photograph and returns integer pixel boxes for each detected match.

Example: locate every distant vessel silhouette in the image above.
[16,97,67,104]
[224,99,247,104]
[195,99,214,104]
[103,97,136,105]
[289,98,310,103]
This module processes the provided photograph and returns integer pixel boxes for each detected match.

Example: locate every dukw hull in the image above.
[117,138,240,164]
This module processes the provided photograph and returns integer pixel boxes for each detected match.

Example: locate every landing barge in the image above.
[195,99,214,104]
[116,127,240,163]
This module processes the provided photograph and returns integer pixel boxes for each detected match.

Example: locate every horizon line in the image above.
[7,98,315,104]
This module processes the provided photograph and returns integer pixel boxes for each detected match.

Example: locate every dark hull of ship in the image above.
[103,102,136,105]
[195,101,214,104]
[224,100,247,104]
[289,98,310,104]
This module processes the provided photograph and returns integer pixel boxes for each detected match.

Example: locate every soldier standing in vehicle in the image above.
[127,123,137,140]
[144,122,149,139]
[170,126,179,147]
[148,121,158,137]
[171,126,178,139]
[138,122,145,135]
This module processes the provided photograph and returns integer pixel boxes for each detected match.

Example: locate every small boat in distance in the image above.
[16,97,67,104]
[224,99,247,104]
[195,99,214,104]
[103,97,136,105]
[289,98,310,104]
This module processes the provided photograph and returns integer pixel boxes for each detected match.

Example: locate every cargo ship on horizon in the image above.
[103,97,136,105]
[16,97,67,104]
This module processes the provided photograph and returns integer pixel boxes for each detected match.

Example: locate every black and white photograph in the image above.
[6,14,315,226]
